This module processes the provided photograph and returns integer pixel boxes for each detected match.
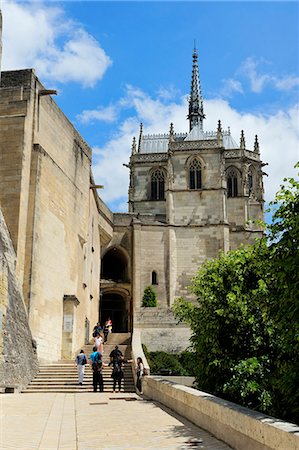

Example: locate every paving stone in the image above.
[1,392,232,449]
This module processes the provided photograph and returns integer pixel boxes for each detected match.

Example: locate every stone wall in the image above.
[144,377,299,450]
[0,70,112,362]
[135,307,191,352]
[0,207,38,390]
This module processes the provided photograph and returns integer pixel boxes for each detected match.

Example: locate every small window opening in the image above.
[151,271,158,285]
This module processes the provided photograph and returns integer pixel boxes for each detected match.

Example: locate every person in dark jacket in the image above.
[89,347,105,392]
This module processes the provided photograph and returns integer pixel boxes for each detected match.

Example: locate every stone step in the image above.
[23,335,135,394]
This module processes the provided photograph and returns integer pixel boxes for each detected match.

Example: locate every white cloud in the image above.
[93,86,299,211]
[239,57,299,94]
[274,76,299,91]
[240,57,271,93]
[221,78,244,97]
[77,105,118,124]
[1,0,111,87]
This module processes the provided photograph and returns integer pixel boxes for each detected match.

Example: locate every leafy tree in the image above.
[142,286,157,307]
[265,167,299,421]
[173,242,275,411]
[173,165,299,423]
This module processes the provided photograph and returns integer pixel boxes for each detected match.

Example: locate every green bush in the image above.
[142,345,195,376]
[142,286,157,307]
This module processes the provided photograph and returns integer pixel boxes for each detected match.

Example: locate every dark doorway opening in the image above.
[101,247,129,283]
[100,293,128,332]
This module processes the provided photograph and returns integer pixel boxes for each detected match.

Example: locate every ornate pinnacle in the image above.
[131,136,137,155]
[137,123,143,153]
[217,120,223,145]
[254,134,260,153]
[169,122,175,142]
[188,47,205,132]
[240,130,246,150]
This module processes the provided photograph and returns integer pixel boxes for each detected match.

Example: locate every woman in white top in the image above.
[136,357,144,394]
[94,334,104,354]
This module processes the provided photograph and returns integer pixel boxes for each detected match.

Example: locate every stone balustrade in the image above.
[143,376,299,450]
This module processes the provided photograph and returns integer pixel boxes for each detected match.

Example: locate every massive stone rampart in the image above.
[0,207,38,390]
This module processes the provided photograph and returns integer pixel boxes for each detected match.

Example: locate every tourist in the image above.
[92,322,102,338]
[75,349,87,386]
[109,345,124,393]
[107,317,112,334]
[103,319,110,343]
[94,332,104,354]
[91,351,105,392]
[110,356,124,393]
[135,357,144,394]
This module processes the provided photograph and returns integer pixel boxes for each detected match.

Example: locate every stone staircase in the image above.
[22,333,135,393]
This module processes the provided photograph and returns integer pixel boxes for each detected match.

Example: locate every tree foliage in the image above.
[173,166,299,423]
[142,286,157,307]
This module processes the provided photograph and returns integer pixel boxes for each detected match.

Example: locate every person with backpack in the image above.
[109,345,124,393]
[89,346,105,392]
[75,349,87,386]
[92,322,102,338]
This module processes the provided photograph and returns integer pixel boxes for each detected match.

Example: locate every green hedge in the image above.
[142,345,195,376]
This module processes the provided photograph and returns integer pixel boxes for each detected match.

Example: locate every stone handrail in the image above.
[131,328,151,382]
[143,376,299,450]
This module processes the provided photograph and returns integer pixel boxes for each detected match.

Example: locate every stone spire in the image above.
[137,123,143,153]
[240,130,246,150]
[217,120,223,146]
[131,136,137,155]
[188,46,205,132]
[254,134,260,153]
[169,122,175,142]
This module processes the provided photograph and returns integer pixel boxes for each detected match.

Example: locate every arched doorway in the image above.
[100,292,128,332]
[101,247,129,282]
[100,246,131,332]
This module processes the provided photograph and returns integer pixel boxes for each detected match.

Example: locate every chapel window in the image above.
[151,271,158,285]
[151,169,165,200]
[189,159,202,190]
[227,169,238,197]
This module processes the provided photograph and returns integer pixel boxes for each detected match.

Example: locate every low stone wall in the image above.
[143,377,299,450]
[159,376,195,387]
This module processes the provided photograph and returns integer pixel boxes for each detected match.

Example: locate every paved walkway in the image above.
[1,392,232,450]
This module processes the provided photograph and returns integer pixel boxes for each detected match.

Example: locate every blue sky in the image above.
[2,1,299,212]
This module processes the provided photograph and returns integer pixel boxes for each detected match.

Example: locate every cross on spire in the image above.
[188,46,205,132]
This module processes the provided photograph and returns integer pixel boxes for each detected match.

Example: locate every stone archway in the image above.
[101,246,130,283]
[100,245,132,332]
[100,291,130,332]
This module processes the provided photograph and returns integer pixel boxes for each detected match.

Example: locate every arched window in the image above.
[189,159,202,189]
[151,271,158,285]
[227,169,238,198]
[151,169,165,200]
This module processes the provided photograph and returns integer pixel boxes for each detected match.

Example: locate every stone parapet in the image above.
[144,377,299,450]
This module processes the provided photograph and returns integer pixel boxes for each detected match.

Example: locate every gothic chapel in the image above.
[102,48,265,351]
